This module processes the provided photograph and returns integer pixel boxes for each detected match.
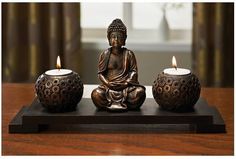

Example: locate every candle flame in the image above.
[56,56,61,70]
[172,56,177,70]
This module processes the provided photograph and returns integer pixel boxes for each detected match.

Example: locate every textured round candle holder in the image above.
[152,72,201,112]
[35,71,83,113]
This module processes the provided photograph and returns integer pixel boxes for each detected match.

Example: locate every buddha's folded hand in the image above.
[108,81,128,91]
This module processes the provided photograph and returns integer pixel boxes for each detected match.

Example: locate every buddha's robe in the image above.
[91,47,146,110]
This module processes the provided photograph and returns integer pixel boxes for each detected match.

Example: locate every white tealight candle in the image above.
[45,56,72,76]
[45,69,72,76]
[163,56,191,75]
[163,68,191,75]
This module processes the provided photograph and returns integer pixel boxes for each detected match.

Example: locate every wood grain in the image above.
[2,83,234,155]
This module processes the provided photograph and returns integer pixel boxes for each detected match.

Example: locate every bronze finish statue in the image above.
[91,19,146,111]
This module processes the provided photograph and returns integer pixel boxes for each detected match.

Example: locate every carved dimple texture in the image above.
[35,72,84,112]
[152,72,201,112]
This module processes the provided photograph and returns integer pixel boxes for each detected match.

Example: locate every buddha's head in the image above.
[107,19,127,47]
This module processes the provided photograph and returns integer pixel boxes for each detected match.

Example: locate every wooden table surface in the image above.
[2,83,234,155]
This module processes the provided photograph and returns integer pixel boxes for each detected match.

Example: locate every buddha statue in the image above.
[91,19,146,111]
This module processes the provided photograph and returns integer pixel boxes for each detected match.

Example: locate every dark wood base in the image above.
[9,98,226,133]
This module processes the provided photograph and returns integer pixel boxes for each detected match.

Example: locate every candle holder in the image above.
[152,72,201,112]
[35,71,83,112]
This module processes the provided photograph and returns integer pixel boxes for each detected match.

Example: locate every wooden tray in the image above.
[9,98,226,133]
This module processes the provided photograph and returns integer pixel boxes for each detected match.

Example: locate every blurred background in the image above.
[2,2,234,87]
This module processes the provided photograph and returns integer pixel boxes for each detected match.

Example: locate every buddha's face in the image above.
[109,32,126,47]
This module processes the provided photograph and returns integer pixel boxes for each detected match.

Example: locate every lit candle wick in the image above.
[172,56,177,70]
[174,66,177,70]
[56,56,61,71]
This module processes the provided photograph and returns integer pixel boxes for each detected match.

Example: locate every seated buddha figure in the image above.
[91,19,146,111]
